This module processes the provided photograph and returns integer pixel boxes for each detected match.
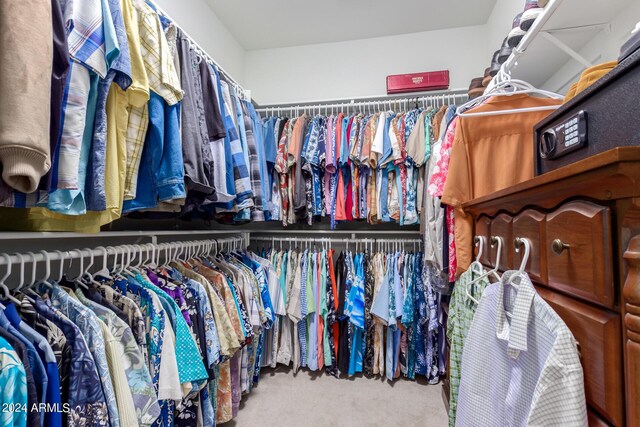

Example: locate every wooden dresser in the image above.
[458,147,640,426]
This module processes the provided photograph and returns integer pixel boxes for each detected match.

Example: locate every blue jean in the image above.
[123,92,185,213]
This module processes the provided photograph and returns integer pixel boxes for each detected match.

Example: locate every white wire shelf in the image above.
[490,0,633,91]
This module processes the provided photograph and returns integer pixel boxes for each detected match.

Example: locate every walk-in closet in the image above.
[0,0,639,425]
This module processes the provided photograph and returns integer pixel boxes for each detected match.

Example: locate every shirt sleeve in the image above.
[528,365,587,427]
[454,208,474,276]
[0,357,27,427]
[441,123,471,208]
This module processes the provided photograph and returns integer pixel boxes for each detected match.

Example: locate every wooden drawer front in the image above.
[588,409,613,427]
[513,209,547,285]
[475,216,492,266]
[537,286,623,426]
[545,201,614,308]
[490,213,513,271]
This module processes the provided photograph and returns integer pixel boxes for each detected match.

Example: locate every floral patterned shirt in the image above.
[34,298,109,427]
[76,289,161,426]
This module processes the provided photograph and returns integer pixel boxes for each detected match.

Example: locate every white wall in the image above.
[245,25,489,105]
[154,0,246,84]
[542,1,640,93]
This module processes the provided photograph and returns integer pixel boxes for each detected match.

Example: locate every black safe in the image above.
[534,46,640,176]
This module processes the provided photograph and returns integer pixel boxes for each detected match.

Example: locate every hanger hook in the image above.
[95,246,108,272]
[24,251,38,289]
[83,248,94,277]
[0,253,11,284]
[12,253,25,289]
[39,250,51,283]
[474,236,484,262]
[73,249,84,281]
[25,252,37,289]
[490,236,503,272]
[514,237,531,272]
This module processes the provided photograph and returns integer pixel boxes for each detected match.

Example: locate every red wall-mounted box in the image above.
[386,70,450,94]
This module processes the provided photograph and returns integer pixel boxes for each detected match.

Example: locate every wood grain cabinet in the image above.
[490,213,513,271]
[459,148,640,426]
[545,201,614,308]
[513,209,547,285]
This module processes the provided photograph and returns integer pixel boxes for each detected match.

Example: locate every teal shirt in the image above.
[0,335,27,427]
[135,274,208,386]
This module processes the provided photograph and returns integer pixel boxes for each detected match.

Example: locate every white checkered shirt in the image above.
[457,271,587,427]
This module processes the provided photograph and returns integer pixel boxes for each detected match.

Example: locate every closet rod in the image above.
[0,235,247,268]
[0,230,250,241]
[255,88,468,113]
[249,230,420,236]
[251,237,421,243]
[145,0,248,100]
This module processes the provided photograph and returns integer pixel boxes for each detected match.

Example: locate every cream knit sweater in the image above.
[0,0,53,193]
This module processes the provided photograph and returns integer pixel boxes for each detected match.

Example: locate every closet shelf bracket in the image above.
[536,23,610,69]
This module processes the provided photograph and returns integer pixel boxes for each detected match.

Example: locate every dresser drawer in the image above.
[490,213,513,271]
[537,286,623,426]
[588,409,613,427]
[513,209,547,285]
[545,201,614,308]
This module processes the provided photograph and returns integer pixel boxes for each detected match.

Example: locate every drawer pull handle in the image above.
[551,239,570,255]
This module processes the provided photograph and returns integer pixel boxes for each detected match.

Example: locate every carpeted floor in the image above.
[222,366,448,426]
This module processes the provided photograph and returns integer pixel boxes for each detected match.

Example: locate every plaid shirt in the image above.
[124,2,183,200]
[220,81,253,209]
[457,272,587,426]
[67,0,109,78]
[447,266,489,426]
[241,102,264,221]
[44,0,110,202]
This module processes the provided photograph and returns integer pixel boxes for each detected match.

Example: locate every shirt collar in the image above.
[495,271,536,359]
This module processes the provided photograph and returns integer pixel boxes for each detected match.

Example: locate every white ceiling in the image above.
[206,0,498,50]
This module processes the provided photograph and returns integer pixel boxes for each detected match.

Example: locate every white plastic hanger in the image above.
[121,246,136,277]
[0,254,20,305]
[53,250,67,282]
[83,249,103,287]
[457,67,563,117]
[507,238,532,289]
[18,251,41,298]
[71,249,89,290]
[94,246,113,280]
[25,250,51,298]
[465,237,487,304]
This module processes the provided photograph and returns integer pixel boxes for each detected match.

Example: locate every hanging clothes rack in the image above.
[251,236,422,251]
[0,235,248,278]
[145,0,249,100]
[254,88,469,114]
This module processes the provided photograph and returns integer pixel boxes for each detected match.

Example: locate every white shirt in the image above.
[155,296,183,401]
[371,112,387,155]
[457,271,587,427]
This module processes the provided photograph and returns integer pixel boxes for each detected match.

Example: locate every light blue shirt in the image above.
[48,285,120,427]
[0,335,28,427]
[307,251,319,371]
